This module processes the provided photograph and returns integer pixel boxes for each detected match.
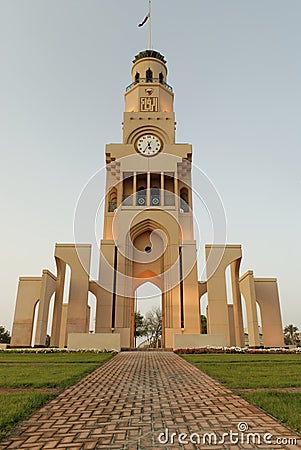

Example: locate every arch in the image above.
[11,270,56,348]
[108,187,117,212]
[126,125,171,146]
[205,245,243,346]
[200,293,208,334]
[239,272,260,347]
[132,227,166,286]
[31,300,40,347]
[180,187,189,212]
[135,71,140,83]
[63,264,71,304]
[53,244,91,346]
[146,68,153,82]
[240,293,262,347]
[256,302,263,345]
[134,282,162,348]
[46,293,55,338]
[129,214,181,244]
[159,72,164,83]
[225,265,233,304]
[254,278,284,347]
[88,292,97,333]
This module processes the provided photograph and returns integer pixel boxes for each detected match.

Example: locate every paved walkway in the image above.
[0,352,300,449]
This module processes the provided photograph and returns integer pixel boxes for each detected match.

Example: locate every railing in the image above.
[119,193,189,212]
[126,78,173,93]
[180,198,189,213]
[164,192,175,206]
[122,195,133,206]
[133,50,167,64]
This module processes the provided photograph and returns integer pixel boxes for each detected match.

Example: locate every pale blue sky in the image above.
[0,0,300,332]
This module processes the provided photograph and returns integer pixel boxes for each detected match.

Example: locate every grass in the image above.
[0,364,105,388]
[182,354,301,433]
[0,352,112,364]
[242,391,301,434]
[182,354,301,388]
[0,392,55,438]
[0,352,114,439]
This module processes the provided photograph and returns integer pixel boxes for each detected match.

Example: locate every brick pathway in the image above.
[0,352,300,449]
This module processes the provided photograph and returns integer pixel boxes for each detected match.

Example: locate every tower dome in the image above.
[131,50,169,87]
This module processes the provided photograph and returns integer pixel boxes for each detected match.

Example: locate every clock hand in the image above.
[144,141,153,151]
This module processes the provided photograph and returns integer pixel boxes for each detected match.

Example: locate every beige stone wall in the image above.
[174,334,227,350]
[68,333,120,352]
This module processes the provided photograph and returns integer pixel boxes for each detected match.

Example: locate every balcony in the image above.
[126,78,173,93]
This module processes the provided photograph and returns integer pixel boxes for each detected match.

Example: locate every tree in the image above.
[201,315,207,334]
[45,335,51,347]
[0,326,11,344]
[284,324,299,345]
[144,307,162,348]
[134,311,147,346]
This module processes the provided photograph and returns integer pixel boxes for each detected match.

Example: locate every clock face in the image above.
[137,135,161,156]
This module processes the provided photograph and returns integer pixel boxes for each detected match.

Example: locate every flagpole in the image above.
[148,0,152,50]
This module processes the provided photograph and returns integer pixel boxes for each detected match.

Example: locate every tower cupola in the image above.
[130,50,169,87]
[124,50,174,118]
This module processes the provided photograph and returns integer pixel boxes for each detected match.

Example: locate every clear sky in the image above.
[0,0,300,332]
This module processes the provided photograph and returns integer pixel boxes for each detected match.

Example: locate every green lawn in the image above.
[0,351,114,439]
[0,392,55,439]
[242,391,301,434]
[182,354,301,432]
[0,351,112,364]
[182,354,301,389]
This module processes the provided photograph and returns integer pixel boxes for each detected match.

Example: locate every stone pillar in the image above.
[54,244,91,347]
[230,260,245,347]
[205,245,242,346]
[10,277,42,347]
[97,240,116,333]
[50,257,66,347]
[35,270,57,346]
[254,278,284,347]
[240,271,260,347]
[228,305,236,346]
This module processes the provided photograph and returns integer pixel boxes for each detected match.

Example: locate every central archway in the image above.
[133,282,163,348]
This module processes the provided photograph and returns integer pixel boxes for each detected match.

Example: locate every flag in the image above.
[138,13,150,27]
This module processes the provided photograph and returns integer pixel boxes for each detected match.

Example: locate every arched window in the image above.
[137,186,147,206]
[180,187,189,212]
[146,68,153,82]
[108,187,117,212]
[135,72,140,83]
[159,72,164,83]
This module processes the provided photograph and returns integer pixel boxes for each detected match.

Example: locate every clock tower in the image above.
[10,49,284,351]
[96,50,201,348]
